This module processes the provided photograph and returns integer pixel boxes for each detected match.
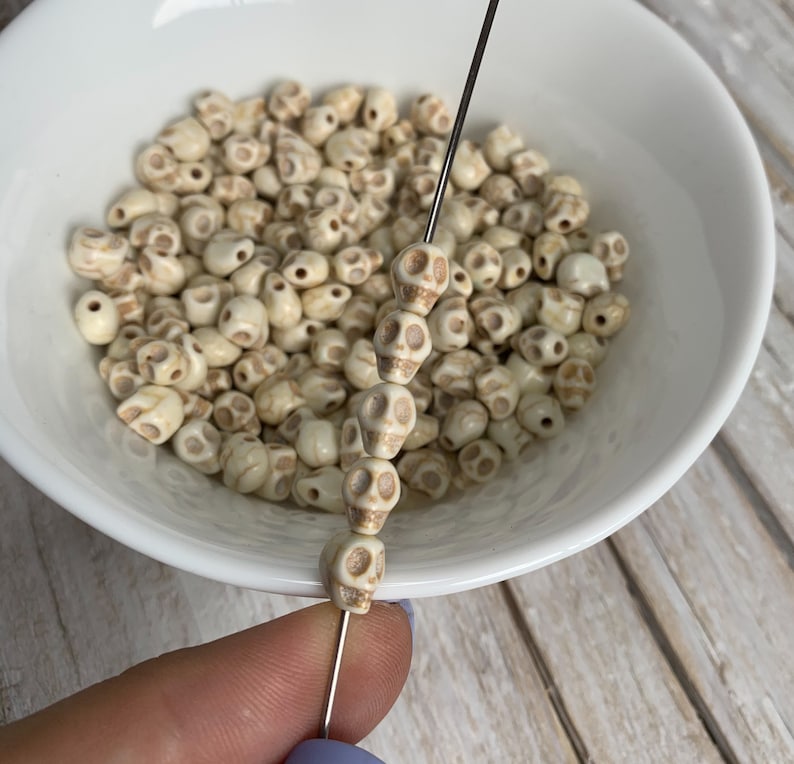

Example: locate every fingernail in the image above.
[386,599,415,643]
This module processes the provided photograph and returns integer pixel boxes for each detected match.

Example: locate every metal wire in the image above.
[320,608,351,739]
[320,0,500,741]
[423,0,501,244]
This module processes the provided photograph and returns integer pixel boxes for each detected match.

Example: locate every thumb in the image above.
[0,600,413,764]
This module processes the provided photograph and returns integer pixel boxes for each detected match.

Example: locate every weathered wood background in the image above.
[1,0,792,761]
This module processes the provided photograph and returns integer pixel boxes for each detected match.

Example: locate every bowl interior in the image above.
[0,0,773,597]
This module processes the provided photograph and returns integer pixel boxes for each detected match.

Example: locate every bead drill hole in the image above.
[87,301,101,312]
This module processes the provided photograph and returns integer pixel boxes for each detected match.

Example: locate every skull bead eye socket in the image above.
[394,397,413,424]
[346,547,372,576]
[367,392,388,418]
[379,319,400,345]
[148,344,168,363]
[433,257,448,284]
[377,472,397,500]
[486,313,503,330]
[343,423,357,445]
[405,324,426,350]
[348,466,372,495]
[185,436,204,455]
[404,248,429,274]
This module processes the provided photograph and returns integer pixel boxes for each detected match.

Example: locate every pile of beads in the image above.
[67,81,631,613]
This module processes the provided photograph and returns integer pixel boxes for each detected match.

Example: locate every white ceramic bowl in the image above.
[0,0,774,599]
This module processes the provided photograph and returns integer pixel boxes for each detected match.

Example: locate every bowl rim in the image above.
[0,0,776,598]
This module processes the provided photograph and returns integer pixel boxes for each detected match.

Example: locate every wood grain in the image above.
[613,446,794,763]
[508,547,722,764]
[0,462,578,761]
[641,1,794,539]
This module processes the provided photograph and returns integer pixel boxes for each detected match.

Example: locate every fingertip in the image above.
[0,600,415,764]
[329,601,413,745]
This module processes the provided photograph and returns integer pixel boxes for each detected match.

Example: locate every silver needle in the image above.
[424,0,501,244]
[319,0,500,741]
[320,608,351,739]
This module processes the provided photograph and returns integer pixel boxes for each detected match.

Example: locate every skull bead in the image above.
[373,310,433,385]
[553,358,597,410]
[397,449,451,500]
[116,385,185,445]
[390,242,450,316]
[356,383,417,460]
[172,419,222,474]
[342,457,401,535]
[320,530,385,615]
[427,296,473,353]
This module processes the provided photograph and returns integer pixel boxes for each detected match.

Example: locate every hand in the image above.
[0,601,413,763]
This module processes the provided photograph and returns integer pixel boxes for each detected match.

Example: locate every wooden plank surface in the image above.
[614,449,794,764]
[2,0,794,762]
